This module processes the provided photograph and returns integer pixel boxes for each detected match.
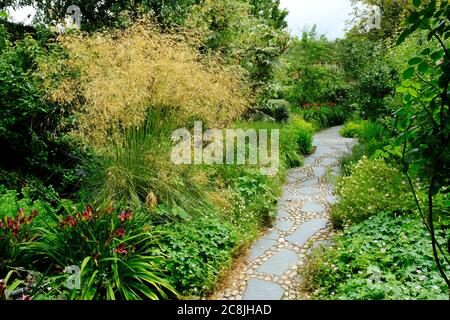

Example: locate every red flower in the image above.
[115,228,126,237]
[0,220,5,229]
[27,210,38,224]
[60,215,78,227]
[113,243,128,256]
[118,209,132,222]
[81,205,93,221]
[7,217,13,228]
[17,294,32,300]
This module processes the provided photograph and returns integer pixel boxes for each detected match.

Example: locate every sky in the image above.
[8,1,355,40]
[279,0,354,40]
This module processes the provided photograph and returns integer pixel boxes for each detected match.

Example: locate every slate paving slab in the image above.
[302,201,325,213]
[298,186,320,195]
[286,219,328,247]
[249,238,277,261]
[257,249,298,276]
[243,279,284,300]
[274,219,294,232]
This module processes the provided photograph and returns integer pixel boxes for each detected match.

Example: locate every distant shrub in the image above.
[340,120,368,138]
[332,157,415,228]
[300,105,346,129]
[339,121,392,176]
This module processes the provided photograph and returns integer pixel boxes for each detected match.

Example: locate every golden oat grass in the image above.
[44,23,251,149]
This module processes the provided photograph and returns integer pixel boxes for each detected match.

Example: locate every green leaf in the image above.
[408,57,422,65]
[421,48,431,55]
[417,62,430,73]
[403,67,415,80]
[412,0,421,7]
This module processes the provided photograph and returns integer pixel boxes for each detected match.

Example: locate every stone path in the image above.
[213,125,356,300]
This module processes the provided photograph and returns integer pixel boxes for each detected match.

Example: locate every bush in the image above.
[339,121,392,176]
[301,212,449,300]
[300,105,346,129]
[340,120,368,138]
[0,28,84,193]
[332,157,415,228]
[156,217,238,296]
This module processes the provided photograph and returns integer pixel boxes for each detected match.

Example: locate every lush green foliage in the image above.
[156,217,238,296]
[332,157,415,228]
[0,24,84,193]
[302,212,449,300]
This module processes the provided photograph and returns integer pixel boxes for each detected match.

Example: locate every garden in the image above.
[0,0,449,301]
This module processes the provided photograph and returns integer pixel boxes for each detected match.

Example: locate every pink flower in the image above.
[118,209,132,222]
[113,243,128,256]
[81,205,93,221]
[60,215,78,227]
[115,228,126,237]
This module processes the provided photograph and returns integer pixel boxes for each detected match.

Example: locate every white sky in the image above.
[280,0,354,39]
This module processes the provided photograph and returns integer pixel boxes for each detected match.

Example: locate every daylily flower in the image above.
[118,209,132,222]
[113,243,128,256]
[17,294,32,300]
[81,205,93,221]
[60,215,78,227]
[115,228,126,237]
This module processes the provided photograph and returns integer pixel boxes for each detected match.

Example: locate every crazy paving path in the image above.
[214,125,357,300]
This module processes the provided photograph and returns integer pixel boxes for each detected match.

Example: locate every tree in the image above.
[394,0,450,295]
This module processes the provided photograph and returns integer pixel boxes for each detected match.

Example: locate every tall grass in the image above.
[85,109,213,215]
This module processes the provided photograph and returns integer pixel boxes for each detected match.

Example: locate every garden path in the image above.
[214,125,356,300]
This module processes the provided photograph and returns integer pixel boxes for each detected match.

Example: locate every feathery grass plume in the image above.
[42,22,251,149]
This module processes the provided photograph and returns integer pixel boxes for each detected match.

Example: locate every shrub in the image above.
[300,105,346,129]
[339,120,368,138]
[301,212,449,300]
[339,121,392,176]
[332,157,415,228]
[0,29,84,193]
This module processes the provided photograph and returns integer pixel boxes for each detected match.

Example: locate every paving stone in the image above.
[303,156,316,166]
[249,238,277,261]
[263,230,279,241]
[286,219,328,247]
[302,201,325,213]
[243,279,284,300]
[277,207,289,218]
[298,186,320,195]
[287,170,307,180]
[274,219,294,232]
[312,167,325,177]
[300,179,317,187]
[257,249,298,276]
[321,158,337,166]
